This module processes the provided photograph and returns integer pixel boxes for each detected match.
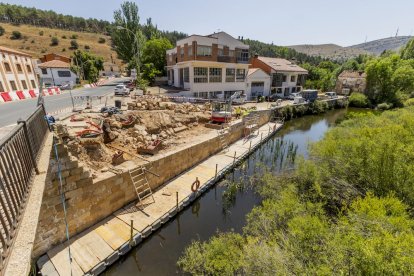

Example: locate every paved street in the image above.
[0,78,128,128]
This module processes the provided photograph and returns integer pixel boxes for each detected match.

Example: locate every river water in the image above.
[105,108,350,275]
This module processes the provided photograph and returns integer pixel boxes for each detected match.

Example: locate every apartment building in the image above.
[0,46,38,92]
[250,56,308,98]
[166,32,250,99]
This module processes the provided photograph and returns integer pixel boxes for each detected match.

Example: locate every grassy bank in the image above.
[178,106,414,275]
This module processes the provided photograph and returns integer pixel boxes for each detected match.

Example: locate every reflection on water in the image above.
[105,108,352,276]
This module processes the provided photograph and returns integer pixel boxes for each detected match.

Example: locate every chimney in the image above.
[241,36,244,41]
[254,54,259,58]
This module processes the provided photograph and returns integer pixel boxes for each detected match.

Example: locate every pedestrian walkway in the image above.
[38,121,283,276]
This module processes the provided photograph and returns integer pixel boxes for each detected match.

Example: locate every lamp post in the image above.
[116,26,140,81]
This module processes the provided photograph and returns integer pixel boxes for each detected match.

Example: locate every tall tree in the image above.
[111,1,146,76]
[142,37,173,74]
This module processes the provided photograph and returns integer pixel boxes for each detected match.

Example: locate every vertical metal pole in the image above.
[215,164,218,179]
[249,140,252,151]
[69,88,75,111]
[233,151,237,165]
[176,192,179,210]
[130,220,133,243]
[17,119,39,174]
[261,133,263,142]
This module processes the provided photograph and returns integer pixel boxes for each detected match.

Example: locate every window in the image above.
[16,64,23,73]
[229,50,235,57]
[236,49,249,62]
[188,47,192,56]
[209,68,222,83]
[180,48,184,58]
[226,68,235,82]
[291,75,296,82]
[41,68,47,75]
[197,46,212,56]
[183,67,189,83]
[31,80,36,88]
[194,67,208,83]
[21,80,28,90]
[10,80,17,91]
[218,49,224,56]
[4,62,11,72]
[209,91,222,99]
[26,65,32,73]
[0,81,4,92]
[236,69,246,82]
[198,92,209,99]
[282,75,287,82]
[58,70,71,77]
[169,54,172,62]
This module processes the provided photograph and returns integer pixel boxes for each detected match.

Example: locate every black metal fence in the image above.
[0,105,48,271]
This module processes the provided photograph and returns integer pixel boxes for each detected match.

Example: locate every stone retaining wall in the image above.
[32,110,272,258]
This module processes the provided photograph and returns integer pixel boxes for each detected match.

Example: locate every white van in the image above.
[325,92,338,99]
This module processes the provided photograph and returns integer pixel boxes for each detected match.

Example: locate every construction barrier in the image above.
[0,87,61,103]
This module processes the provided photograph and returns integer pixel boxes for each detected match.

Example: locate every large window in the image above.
[26,65,32,73]
[291,75,296,82]
[41,68,47,75]
[31,80,36,88]
[226,68,235,82]
[197,46,212,56]
[184,67,189,83]
[0,81,4,92]
[236,69,246,82]
[209,68,222,83]
[194,67,208,83]
[282,75,287,82]
[236,49,249,62]
[9,80,17,91]
[16,64,23,73]
[4,62,11,72]
[188,46,192,56]
[57,70,71,77]
[21,80,28,89]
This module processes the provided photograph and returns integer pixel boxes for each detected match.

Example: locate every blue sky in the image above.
[3,0,413,46]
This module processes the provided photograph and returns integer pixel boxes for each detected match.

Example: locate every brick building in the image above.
[335,70,367,95]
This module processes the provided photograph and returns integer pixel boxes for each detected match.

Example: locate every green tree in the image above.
[111,1,146,77]
[348,92,369,107]
[142,37,172,75]
[70,39,79,49]
[50,36,59,46]
[0,25,4,36]
[10,30,21,39]
[71,50,104,83]
[401,38,414,60]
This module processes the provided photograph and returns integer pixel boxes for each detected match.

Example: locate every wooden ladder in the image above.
[218,126,229,151]
[129,166,155,209]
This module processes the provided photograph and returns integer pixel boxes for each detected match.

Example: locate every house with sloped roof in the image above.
[250,55,308,98]
[335,70,366,95]
[37,60,78,88]
[246,68,271,100]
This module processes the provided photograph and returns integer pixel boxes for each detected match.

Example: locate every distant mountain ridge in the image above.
[288,36,413,60]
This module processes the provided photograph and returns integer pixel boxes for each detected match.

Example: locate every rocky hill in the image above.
[349,36,413,55]
[288,36,413,60]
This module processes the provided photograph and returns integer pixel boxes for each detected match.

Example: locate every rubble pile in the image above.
[57,98,214,173]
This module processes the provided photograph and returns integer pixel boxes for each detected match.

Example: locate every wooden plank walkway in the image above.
[40,122,283,276]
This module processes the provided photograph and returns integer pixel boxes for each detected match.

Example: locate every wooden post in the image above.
[130,220,133,243]
[249,140,252,151]
[233,151,237,165]
[176,192,179,210]
[215,164,218,179]
[261,133,263,142]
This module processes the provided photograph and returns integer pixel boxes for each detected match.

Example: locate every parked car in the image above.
[60,83,72,90]
[114,84,130,96]
[269,94,283,102]
[287,92,301,100]
[302,89,318,102]
[325,92,338,99]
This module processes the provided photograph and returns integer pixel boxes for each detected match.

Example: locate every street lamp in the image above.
[116,25,140,80]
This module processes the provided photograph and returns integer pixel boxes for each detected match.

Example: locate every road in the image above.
[0,78,128,128]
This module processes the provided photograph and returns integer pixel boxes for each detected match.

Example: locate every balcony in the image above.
[217,56,232,63]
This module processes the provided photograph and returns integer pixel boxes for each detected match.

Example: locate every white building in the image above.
[166,32,250,99]
[251,56,308,98]
[0,46,38,92]
[246,68,271,100]
[37,60,78,88]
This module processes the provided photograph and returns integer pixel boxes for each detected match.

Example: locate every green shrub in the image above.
[404,98,414,106]
[70,39,79,49]
[377,102,393,110]
[0,25,4,36]
[98,37,106,44]
[84,45,90,50]
[70,34,78,39]
[349,92,369,108]
[62,48,66,52]
[61,35,67,39]
[309,100,329,114]
[41,48,46,53]
[39,30,44,36]
[10,31,22,39]
[50,37,59,46]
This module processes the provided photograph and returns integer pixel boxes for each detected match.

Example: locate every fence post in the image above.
[17,119,39,175]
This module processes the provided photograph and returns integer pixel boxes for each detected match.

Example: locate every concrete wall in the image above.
[33,110,272,258]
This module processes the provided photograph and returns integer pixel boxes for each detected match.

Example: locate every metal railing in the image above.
[0,104,48,272]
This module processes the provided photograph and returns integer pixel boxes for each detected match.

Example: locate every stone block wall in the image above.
[33,109,272,258]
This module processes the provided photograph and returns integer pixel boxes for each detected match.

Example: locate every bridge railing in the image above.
[0,104,48,272]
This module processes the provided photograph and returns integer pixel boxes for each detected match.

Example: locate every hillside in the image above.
[0,23,123,66]
[288,36,413,60]
[287,43,369,61]
[349,36,413,55]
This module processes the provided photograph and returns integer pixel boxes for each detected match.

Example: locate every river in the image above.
[105,108,351,275]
